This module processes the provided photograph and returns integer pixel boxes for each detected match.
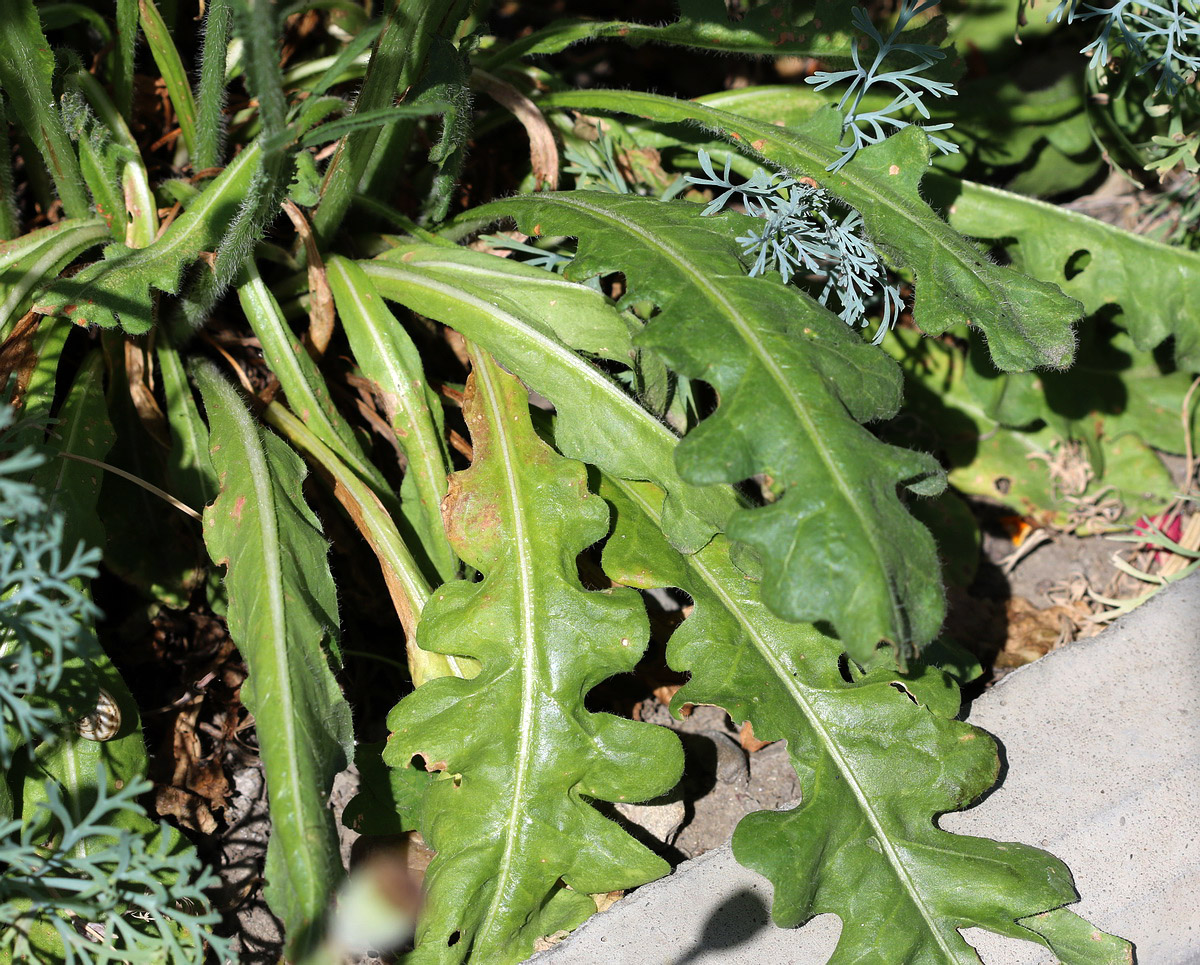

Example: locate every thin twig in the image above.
[56,451,202,520]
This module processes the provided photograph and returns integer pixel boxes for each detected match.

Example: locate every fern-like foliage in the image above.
[0,414,101,768]
[686,149,902,342]
[1051,0,1200,95]
[0,411,226,963]
[806,0,958,170]
[0,774,229,964]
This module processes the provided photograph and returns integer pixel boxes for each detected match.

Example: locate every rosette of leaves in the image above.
[383,351,683,964]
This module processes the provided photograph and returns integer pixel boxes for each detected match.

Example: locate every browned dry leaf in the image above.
[997,596,1095,668]
[740,719,774,753]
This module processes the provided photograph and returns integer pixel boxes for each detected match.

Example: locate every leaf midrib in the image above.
[533,192,906,639]
[551,90,1010,323]
[227,395,316,892]
[472,357,540,950]
[617,479,962,961]
[361,262,683,453]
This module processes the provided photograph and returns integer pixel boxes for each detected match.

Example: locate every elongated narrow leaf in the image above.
[467,194,943,658]
[360,244,739,554]
[600,475,1132,964]
[37,140,264,333]
[193,361,353,957]
[137,0,198,157]
[930,174,1200,371]
[312,0,468,244]
[262,401,473,686]
[0,219,109,335]
[326,255,457,583]
[31,352,114,553]
[0,0,90,219]
[483,0,856,68]
[540,89,1082,372]
[237,261,386,495]
[384,353,683,964]
[157,339,216,513]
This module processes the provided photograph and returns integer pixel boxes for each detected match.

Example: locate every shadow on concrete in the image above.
[671,887,771,964]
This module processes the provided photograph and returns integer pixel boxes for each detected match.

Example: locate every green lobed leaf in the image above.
[383,352,683,964]
[36,139,264,333]
[360,243,739,555]
[539,89,1083,373]
[599,475,1132,964]
[930,174,1200,371]
[887,327,1177,532]
[0,218,109,337]
[193,360,353,957]
[469,192,945,659]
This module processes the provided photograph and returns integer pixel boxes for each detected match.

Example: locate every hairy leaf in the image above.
[193,360,353,957]
[360,244,739,554]
[0,218,109,335]
[470,193,944,658]
[138,0,198,157]
[540,89,1083,372]
[37,140,264,333]
[482,0,857,69]
[384,352,683,964]
[0,0,90,219]
[600,475,1132,964]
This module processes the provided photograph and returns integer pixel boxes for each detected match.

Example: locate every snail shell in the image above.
[75,687,121,741]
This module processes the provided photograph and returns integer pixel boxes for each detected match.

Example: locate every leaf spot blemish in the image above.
[888,164,900,176]
[620,637,630,647]
[752,139,766,151]
[401,251,414,262]
[231,495,246,521]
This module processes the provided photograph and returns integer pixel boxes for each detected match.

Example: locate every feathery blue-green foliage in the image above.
[806,0,958,170]
[0,773,229,964]
[0,412,101,768]
[0,409,226,962]
[1051,0,1200,94]
[686,149,903,343]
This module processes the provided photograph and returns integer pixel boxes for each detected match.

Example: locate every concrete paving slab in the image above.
[530,574,1200,964]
